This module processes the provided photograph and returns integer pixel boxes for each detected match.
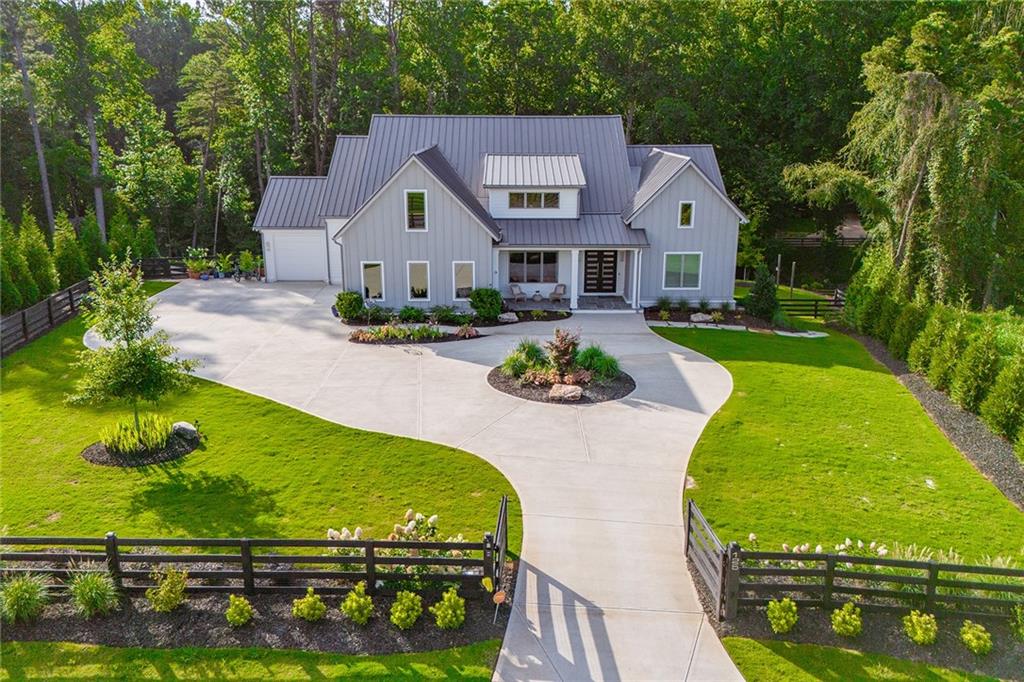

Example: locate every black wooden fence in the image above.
[736,289,845,319]
[685,501,1024,620]
[0,280,90,357]
[1,497,510,598]
[139,257,187,279]
[778,235,867,248]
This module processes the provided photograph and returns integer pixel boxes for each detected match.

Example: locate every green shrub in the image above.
[100,414,173,455]
[68,567,120,618]
[927,312,970,391]
[908,306,953,373]
[429,305,461,325]
[135,219,159,258]
[830,601,862,638]
[238,250,256,273]
[145,567,187,613]
[107,210,137,261]
[429,587,465,630]
[698,298,711,313]
[1010,604,1024,642]
[515,339,547,366]
[656,296,672,312]
[575,344,620,381]
[225,594,254,627]
[545,328,580,375]
[365,305,392,324]
[3,213,38,307]
[981,353,1024,441]
[872,294,902,342]
[766,597,798,634]
[746,265,778,321]
[78,211,109,270]
[0,257,22,315]
[950,322,1002,413]
[888,304,929,360]
[334,291,365,321]
[468,287,502,321]
[216,253,234,273]
[399,305,427,323]
[902,610,938,645]
[292,587,327,622]
[658,310,670,321]
[1017,432,1024,463]
[389,590,422,630]
[54,212,90,288]
[0,573,49,623]
[720,300,732,312]
[960,620,992,656]
[341,581,374,626]
[530,309,546,320]
[676,297,690,311]
[19,209,58,296]
[853,286,885,335]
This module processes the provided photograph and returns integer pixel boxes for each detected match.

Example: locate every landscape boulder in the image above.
[172,421,200,443]
[498,312,519,323]
[690,312,714,323]
[548,384,583,402]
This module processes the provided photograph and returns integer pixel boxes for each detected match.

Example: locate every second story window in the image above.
[678,201,695,228]
[509,191,560,209]
[406,190,427,230]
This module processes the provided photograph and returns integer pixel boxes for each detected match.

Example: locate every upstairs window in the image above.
[406,190,427,230]
[678,201,695,228]
[508,191,560,209]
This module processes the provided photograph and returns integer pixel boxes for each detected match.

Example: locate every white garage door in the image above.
[268,230,328,281]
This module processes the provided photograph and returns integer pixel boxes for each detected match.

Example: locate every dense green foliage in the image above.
[145,566,187,613]
[903,610,938,646]
[53,212,89,287]
[830,601,863,638]
[950,322,1002,413]
[766,598,798,635]
[340,582,374,626]
[980,354,1024,442]
[468,287,502,322]
[429,587,466,630]
[99,413,174,455]
[291,587,327,622]
[960,620,992,656]
[745,265,778,320]
[225,594,253,627]
[334,291,365,322]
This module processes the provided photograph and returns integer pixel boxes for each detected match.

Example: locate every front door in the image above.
[584,250,617,293]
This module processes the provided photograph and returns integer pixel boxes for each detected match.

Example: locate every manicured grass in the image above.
[655,325,1024,559]
[722,638,995,681]
[0,282,521,551]
[0,641,499,680]
[735,281,827,302]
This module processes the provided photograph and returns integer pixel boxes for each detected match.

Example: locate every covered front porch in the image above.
[494,247,644,311]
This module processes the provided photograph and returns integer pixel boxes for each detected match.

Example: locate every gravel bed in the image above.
[80,433,197,467]
[840,326,1024,510]
[486,367,636,404]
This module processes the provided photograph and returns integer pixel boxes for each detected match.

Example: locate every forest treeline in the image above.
[1,0,1021,308]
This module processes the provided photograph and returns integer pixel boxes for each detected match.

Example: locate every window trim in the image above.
[360,260,386,301]
[662,251,702,290]
[507,191,560,210]
[405,189,428,232]
[507,250,559,284]
[678,201,695,229]
[406,260,430,302]
[452,260,475,301]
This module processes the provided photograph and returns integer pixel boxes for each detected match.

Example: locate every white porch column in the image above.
[491,249,500,290]
[570,248,580,309]
[632,249,642,309]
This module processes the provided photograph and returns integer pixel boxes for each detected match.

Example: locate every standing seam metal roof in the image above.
[414,146,501,240]
[482,154,586,187]
[626,144,726,193]
[498,214,648,247]
[318,135,368,217]
[252,176,326,229]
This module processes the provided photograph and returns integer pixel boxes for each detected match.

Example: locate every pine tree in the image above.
[746,264,778,320]
[1,237,24,314]
[135,217,159,258]
[107,209,137,261]
[3,213,40,305]
[53,212,90,287]
[78,210,109,270]
[19,207,59,296]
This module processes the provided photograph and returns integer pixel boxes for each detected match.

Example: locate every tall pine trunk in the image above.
[10,21,55,235]
[309,0,322,175]
[85,107,107,241]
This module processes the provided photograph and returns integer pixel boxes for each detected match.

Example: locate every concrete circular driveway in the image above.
[147,280,741,681]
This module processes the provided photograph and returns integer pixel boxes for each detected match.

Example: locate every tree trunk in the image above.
[284,5,301,149]
[192,143,209,248]
[386,0,401,113]
[981,208,1000,308]
[85,107,107,241]
[894,159,927,266]
[212,181,223,255]
[309,0,322,174]
[624,102,636,145]
[253,132,265,196]
[10,22,55,235]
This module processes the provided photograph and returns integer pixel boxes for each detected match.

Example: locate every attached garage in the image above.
[252,176,332,282]
[262,229,328,282]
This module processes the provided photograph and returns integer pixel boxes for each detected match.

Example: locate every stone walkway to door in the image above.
[144,280,742,681]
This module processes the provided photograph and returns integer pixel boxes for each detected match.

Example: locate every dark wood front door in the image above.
[584,250,617,293]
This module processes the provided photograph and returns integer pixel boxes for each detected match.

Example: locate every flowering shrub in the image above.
[831,601,862,638]
[429,587,466,630]
[390,590,422,630]
[292,587,327,622]
[766,597,798,634]
[960,620,992,655]
[146,567,188,613]
[902,610,937,645]
[226,594,254,627]
[341,581,374,626]
[0,573,49,623]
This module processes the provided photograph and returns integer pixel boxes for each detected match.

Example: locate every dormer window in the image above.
[508,191,560,209]
[406,190,427,230]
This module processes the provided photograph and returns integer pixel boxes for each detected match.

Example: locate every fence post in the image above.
[104,532,122,589]
[925,561,938,611]
[483,532,495,588]
[46,296,54,325]
[20,310,29,342]
[721,541,741,620]
[822,555,835,610]
[365,541,377,595]
[239,539,255,595]
[68,287,76,312]
[684,501,692,557]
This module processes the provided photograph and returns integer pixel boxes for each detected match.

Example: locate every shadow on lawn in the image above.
[129,469,283,538]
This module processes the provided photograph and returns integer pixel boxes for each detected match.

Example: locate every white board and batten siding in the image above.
[631,166,740,306]
[335,162,495,307]
[261,229,330,283]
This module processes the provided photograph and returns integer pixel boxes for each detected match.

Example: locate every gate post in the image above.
[721,541,741,620]
[104,532,122,590]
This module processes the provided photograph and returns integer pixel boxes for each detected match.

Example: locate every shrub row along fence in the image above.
[0,280,90,357]
[139,257,187,279]
[1,497,510,598]
[685,500,1024,621]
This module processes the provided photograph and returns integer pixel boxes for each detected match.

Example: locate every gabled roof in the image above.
[626,144,726,194]
[253,176,326,230]
[622,148,748,224]
[498,214,648,248]
[482,154,586,188]
[319,135,368,217]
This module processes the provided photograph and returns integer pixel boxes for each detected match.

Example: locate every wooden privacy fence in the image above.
[1,497,510,597]
[139,257,187,279]
[685,501,1024,620]
[0,280,90,357]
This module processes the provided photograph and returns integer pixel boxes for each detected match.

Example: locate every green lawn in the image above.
[655,324,1024,559]
[735,282,828,302]
[722,638,995,681]
[0,281,521,551]
[0,641,498,680]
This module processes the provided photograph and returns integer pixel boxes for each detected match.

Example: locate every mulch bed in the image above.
[688,562,1024,680]
[838,324,1024,510]
[487,367,635,404]
[348,332,484,345]
[643,307,792,331]
[475,310,573,327]
[80,433,197,467]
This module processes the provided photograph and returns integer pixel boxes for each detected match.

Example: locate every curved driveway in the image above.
[148,280,741,681]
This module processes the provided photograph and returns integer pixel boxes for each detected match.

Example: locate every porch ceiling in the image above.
[497,213,649,248]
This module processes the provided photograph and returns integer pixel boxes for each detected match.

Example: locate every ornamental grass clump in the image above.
[960,620,992,656]
[146,566,188,613]
[429,587,466,630]
[225,594,254,627]
[341,581,374,626]
[390,590,422,630]
[575,344,619,382]
[765,597,798,634]
[100,413,173,455]
[68,566,120,618]
[902,610,938,645]
[830,601,862,638]
[292,587,327,622]
[1010,604,1024,643]
[0,573,49,624]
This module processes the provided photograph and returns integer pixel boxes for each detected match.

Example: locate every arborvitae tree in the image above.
[107,209,137,261]
[78,210,109,270]
[19,207,59,296]
[907,305,953,374]
[3,214,40,305]
[927,311,971,391]
[746,264,778,320]
[53,212,90,287]
[950,322,1002,413]
[135,217,159,258]
[888,301,930,361]
[980,353,1024,442]
[1,241,24,314]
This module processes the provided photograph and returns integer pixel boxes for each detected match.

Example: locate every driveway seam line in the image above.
[455,403,525,450]
[683,617,703,680]
[576,408,591,462]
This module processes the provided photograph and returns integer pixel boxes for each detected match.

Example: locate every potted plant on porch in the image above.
[184,246,212,279]
[215,252,234,279]
[237,250,257,280]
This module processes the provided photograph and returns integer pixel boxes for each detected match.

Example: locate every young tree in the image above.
[18,207,58,296]
[107,209,137,261]
[135,217,159,258]
[78,210,109,270]
[1,210,38,306]
[746,264,779,321]
[53,212,89,287]
[67,255,197,430]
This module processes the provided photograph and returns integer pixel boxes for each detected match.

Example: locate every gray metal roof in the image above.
[499,214,648,248]
[626,144,725,193]
[621,150,690,221]
[482,154,586,188]
[253,176,326,229]
[414,146,501,240]
[319,135,368,217]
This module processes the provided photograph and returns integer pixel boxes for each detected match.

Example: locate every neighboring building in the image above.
[252,115,747,310]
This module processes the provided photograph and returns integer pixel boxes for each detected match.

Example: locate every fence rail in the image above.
[736,289,845,319]
[0,500,509,597]
[139,257,187,279]
[0,280,90,357]
[778,235,867,248]
[685,502,1024,620]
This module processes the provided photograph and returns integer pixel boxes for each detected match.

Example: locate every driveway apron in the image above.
[146,281,742,681]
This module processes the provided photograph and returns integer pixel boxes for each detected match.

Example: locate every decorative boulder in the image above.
[548,384,583,402]
[498,312,519,323]
[172,421,200,443]
[690,312,714,323]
